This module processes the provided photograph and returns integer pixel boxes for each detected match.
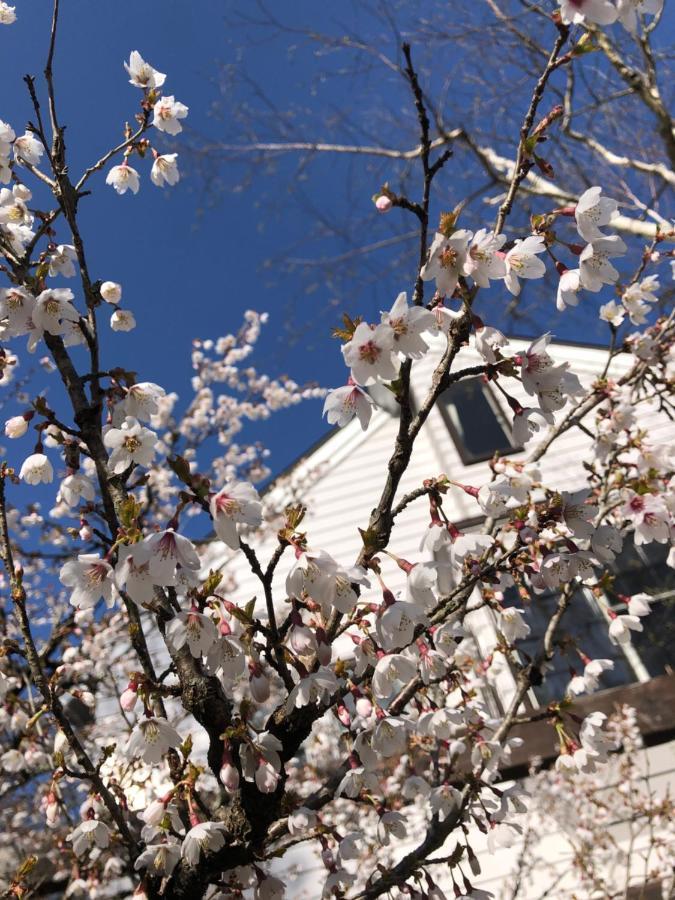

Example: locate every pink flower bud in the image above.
[45,793,59,826]
[289,624,317,656]
[337,704,351,727]
[355,697,373,718]
[120,686,138,712]
[250,671,270,703]
[219,762,240,793]
[4,415,28,439]
[375,195,392,212]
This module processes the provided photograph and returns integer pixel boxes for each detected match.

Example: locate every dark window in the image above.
[503,541,675,706]
[609,542,675,679]
[439,378,517,465]
[503,587,634,705]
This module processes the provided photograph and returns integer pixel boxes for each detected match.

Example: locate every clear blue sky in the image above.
[2,0,351,476]
[1,1,672,480]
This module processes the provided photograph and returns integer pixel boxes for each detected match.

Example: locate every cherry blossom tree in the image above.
[0,2,673,900]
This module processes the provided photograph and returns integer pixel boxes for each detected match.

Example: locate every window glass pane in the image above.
[503,587,636,704]
[440,378,514,464]
[610,541,675,678]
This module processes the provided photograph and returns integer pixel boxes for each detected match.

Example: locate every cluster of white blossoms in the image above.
[67,798,111,858]
[600,273,660,327]
[185,311,325,481]
[325,184,665,456]
[105,52,187,194]
[0,201,140,345]
[555,186,630,311]
[558,0,663,32]
[517,705,675,899]
[0,2,16,25]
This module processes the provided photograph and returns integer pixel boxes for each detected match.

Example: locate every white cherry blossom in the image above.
[152,96,189,135]
[209,634,246,680]
[13,133,44,166]
[558,0,619,24]
[124,51,166,89]
[599,299,625,326]
[151,153,180,187]
[288,807,317,835]
[579,236,627,292]
[68,820,110,857]
[512,407,553,445]
[123,382,167,421]
[342,322,399,385]
[114,545,155,606]
[323,381,374,430]
[103,416,156,473]
[378,810,407,845]
[474,325,508,363]
[376,601,426,650]
[503,235,546,296]
[406,561,440,609]
[209,481,263,549]
[19,453,54,484]
[110,308,136,331]
[556,267,582,311]
[498,607,530,643]
[627,592,651,617]
[372,653,417,699]
[286,666,338,710]
[239,731,283,793]
[381,291,436,359]
[0,286,35,336]
[616,0,663,33]
[166,609,218,658]
[430,784,462,821]
[48,244,77,278]
[134,842,181,877]
[105,163,140,195]
[32,288,79,335]
[100,281,122,304]
[568,658,614,694]
[609,614,643,645]
[420,229,472,297]
[560,489,598,540]
[0,185,33,227]
[622,294,650,325]
[4,415,28,438]
[336,765,379,798]
[181,821,226,865]
[137,529,201,585]
[621,491,670,544]
[59,554,114,609]
[125,717,182,764]
[463,229,507,288]
[575,186,619,242]
[0,3,16,24]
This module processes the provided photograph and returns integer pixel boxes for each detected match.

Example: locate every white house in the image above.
[209,333,675,899]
